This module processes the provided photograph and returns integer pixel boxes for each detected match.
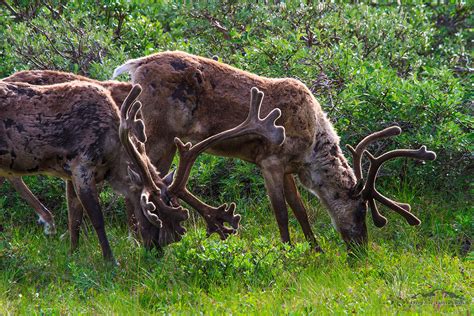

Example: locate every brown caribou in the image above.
[0,70,133,235]
[0,80,284,260]
[113,51,436,251]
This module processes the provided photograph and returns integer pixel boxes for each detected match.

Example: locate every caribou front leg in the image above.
[71,167,114,262]
[283,174,322,252]
[261,159,291,244]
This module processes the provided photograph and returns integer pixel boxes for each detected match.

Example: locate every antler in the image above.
[168,87,286,239]
[362,145,436,226]
[347,126,436,227]
[119,84,188,236]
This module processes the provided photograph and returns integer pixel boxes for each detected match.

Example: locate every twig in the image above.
[0,0,24,21]
[202,12,231,40]
[453,66,474,74]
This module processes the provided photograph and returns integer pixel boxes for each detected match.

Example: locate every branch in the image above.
[0,0,24,21]
[202,12,231,40]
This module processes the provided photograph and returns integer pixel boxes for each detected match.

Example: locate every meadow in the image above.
[0,1,472,314]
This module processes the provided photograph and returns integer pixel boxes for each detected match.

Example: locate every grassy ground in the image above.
[0,181,472,314]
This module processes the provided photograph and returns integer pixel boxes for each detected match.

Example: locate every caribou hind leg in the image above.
[9,177,56,234]
[66,180,84,253]
[4,177,57,234]
[0,177,4,232]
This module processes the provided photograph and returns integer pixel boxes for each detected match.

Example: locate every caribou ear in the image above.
[163,170,175,186]
[350,179,364,198]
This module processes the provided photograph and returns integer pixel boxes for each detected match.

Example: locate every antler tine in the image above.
[167,87,285,238]
[346,126,402,180]
[363,145,436,226]
[368,199,388,228]
[247,86,264,123]
[246,87,286,145]
[370,190,420,226]
[119,84,155,189]
[119,84,189,231]
[140,192,163,228]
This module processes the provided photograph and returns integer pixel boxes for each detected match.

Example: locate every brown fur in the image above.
[4,70,132,106]
[1,71,134,236]
[114,51,368,249]
[0,81,159,261]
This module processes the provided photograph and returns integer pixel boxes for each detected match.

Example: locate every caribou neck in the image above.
[298,117,358,226]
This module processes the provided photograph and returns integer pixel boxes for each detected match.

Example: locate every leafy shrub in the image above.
[168,230,314,290]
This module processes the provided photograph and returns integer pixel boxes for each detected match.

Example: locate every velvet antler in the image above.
[346,126,402,180]
[168,87,286,239]
[362,145,436,226]
[119,84,189,236]
[347,126,436,227]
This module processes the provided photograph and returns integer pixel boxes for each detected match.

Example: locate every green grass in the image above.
[0,189,472,314]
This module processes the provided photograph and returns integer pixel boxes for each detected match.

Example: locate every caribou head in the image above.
[337,126,437,249]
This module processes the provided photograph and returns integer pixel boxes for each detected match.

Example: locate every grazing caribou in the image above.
[114,51,436,251]
[0,70,133,235]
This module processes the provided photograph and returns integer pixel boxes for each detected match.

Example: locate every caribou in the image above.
[113,51,436,250]
[0,70,133,235]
